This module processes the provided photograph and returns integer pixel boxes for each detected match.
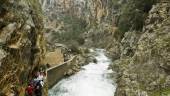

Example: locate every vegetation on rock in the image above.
[0,0,170,96]
[0,0,47,95]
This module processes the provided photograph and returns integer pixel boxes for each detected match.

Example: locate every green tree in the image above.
[117,0,156,32]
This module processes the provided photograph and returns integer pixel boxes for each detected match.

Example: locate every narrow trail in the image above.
[49,49,117,96]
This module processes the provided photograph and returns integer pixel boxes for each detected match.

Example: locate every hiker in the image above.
[40,80,44,87]
[37,72,44,81]
[25,84,34,96]
[32,77,39,87]
[35,72,40,78]
[34,81,42,96]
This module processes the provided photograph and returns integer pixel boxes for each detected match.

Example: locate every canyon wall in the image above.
[0,0,46,95]
[110,0,170,96]
[1,0,169,96]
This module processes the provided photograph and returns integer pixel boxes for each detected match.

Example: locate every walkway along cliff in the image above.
[47,56,77,88]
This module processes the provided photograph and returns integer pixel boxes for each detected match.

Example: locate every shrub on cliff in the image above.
[76,37,85,45]
[117,0,156,32]
[60,15,87,41]
[68,43,81,54]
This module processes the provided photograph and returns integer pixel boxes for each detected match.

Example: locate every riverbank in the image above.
[46,47,97,88]
[63,48,98,76]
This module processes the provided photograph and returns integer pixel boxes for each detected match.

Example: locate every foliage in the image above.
[76,37,85,45]
[54,15,87,44]
[68,42,81,54]
[150,87,170,96]
[114,0,156,32]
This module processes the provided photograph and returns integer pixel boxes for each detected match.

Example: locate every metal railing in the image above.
[47,56,76,71]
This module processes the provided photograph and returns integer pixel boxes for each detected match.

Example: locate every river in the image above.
[49,49,116,96]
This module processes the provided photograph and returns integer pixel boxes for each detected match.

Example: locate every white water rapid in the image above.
[49,49,116,96]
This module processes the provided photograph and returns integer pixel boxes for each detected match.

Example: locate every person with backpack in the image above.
[25,84,34,96]
[34,81,42,96]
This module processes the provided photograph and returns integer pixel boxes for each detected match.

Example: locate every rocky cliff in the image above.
[38,0,115,46]
[110,1,170,96]
[0,0,46,95]
[1,0,169,95]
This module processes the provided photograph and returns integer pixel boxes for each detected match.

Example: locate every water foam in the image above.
[49,49,116,96]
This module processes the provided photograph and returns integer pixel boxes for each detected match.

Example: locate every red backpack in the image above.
[26,85,34,96]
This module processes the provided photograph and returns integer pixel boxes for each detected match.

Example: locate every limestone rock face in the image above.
[38,0,115,46]
[0,0,46,95]
[40,0,112,25]
[111,2,170,96]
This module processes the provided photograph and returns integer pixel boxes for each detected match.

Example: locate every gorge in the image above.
[0,0,170,96]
